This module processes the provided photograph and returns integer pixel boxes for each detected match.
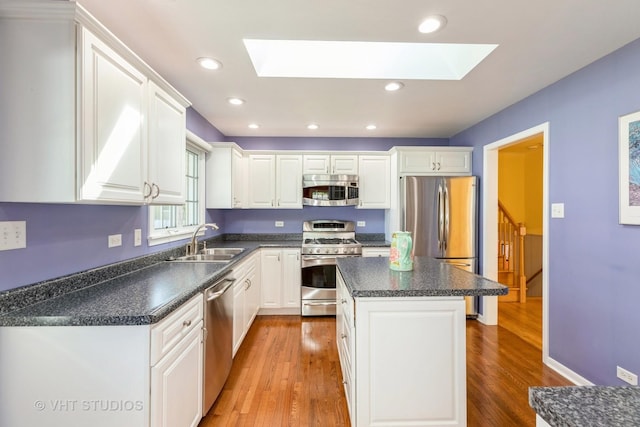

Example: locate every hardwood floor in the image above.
[498,297,543,350]
[199,306,570,427]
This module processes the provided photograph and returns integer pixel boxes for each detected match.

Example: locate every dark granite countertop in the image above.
[336,256,508,298]
[0,238,301,327]
[529,386,640,427]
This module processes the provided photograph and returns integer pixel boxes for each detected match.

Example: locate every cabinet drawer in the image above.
[150,293,203,365]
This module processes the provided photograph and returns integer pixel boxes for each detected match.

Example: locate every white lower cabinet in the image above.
[149,294,204,427]
[337,270,467,427]
[231,253,261,356]
[0,294,203,427]
[260,248,301,312]
[150,321,203,427]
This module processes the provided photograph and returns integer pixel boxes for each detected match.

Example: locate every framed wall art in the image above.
[619,110,640,224]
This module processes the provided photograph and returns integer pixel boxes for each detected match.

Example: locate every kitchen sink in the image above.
[171,248,245,263]
[199,248,245,256]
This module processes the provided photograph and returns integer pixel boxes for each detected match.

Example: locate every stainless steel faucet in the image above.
[186,223,219,255]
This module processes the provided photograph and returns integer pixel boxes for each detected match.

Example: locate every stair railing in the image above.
[498,201,527,302]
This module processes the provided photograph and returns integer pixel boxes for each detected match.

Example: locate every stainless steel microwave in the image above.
[302,174,359,206]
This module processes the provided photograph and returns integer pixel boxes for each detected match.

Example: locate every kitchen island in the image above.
[336,256,507,427]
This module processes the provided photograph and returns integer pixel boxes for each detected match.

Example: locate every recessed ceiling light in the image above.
[197,57,222,70]
[385,82,404,91]
[418,15,447,34]
[227,97,245,106]
[248,123,259,129]
[366,124,377,130]
[307,124,319,130]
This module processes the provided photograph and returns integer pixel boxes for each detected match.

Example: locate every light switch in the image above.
[551,203,565,218]
[275,221,284,227]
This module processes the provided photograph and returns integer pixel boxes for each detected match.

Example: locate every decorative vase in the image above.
[389,231,413,271]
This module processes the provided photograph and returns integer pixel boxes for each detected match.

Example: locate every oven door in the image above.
[302,255,345,316]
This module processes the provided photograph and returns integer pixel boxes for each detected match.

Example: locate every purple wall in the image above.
[220,207,384,234]
[229,136,446,151]
[451,38,640,385]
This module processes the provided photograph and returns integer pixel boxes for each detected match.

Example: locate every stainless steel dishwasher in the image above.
[202,272,236,416]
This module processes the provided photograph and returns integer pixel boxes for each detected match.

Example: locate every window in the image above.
[148,131,210,246]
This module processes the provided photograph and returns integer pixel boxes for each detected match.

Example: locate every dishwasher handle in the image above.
[206,278,236,301]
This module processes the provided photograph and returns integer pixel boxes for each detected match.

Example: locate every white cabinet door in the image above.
[354,298,466,427]
[150,321,203,427]
[260,249,281,308]
[358,155,390,209]
[331,155,358,174]
[147,81,186,205]
[276,155,303,208]
[206,145,245,208]
[303,154,330,174]
[260,248,301,309]
[232,149,245,208]
[147,82,186,205]
[232,280,246,356]
[435,150,472,174]
[79,27,147,203]
[244,262,261,328]
[282,249,301,308]
[247,154,276,208]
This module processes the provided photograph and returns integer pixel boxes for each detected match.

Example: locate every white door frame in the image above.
[480,122,550,360]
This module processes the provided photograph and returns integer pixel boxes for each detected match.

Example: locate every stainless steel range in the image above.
[301,220,362,316]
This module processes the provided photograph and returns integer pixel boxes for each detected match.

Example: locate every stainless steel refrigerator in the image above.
[400,175,479,316]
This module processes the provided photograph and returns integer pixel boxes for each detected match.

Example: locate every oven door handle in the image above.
[301,256,337,267]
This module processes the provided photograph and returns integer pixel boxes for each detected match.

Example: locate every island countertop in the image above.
[336,256,508,298]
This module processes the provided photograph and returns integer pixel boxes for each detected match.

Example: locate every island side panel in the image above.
[0,325,150,427]
[355,297,467,427]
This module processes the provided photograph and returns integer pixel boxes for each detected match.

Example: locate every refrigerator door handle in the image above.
[437,182,443,251]
[443,181,449,252]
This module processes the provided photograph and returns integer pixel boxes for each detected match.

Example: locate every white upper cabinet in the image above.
[0,2,190,205]
[247,154,302,209]
[357,155,390,209]
[276,155,303,208]
[79,27,148,203]
[206,144,245,208]
[397,147,472,175]
[147,81,186,205]
[303,154,358,175]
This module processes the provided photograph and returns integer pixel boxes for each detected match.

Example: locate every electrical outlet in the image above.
[617,366,638,385]
[275,221,284,227]
[134,229,142,247]
[357,221,366,227]
[108,234,122,248]
[0,221,26,251]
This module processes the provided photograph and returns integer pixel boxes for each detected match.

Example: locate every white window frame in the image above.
[148,130,211,246]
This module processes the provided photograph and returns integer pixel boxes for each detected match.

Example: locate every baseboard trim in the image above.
[544,355,594,385]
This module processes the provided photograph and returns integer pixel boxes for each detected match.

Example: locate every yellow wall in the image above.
[498,144,543,235]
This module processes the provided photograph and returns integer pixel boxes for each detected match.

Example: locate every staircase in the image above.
[498,201,527,302]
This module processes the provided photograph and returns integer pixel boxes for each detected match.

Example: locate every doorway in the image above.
[481,122,550,361]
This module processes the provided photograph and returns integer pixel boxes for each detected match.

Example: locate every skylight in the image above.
[243,39,498,80]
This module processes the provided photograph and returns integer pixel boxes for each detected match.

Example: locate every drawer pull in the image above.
[183,320,192,327]
[341,333,347,339]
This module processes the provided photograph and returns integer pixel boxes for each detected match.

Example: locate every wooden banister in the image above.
[498,201,527,303]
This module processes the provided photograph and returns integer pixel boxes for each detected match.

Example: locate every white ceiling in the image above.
[77,0,640,139]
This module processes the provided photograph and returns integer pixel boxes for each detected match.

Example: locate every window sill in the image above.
[148,227,202,247]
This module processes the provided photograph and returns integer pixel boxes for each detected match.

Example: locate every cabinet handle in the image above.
[245,279,250,290]
[151,183,160,199]
[143,182,153,198]
[436,162,441,171]
[341,299,347,304]
[341,333,347,339]
[342,380,348,385]
[431,162,436,171]
[271,200,275,207]
[183,320,192,327]
[277,199,280,206]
